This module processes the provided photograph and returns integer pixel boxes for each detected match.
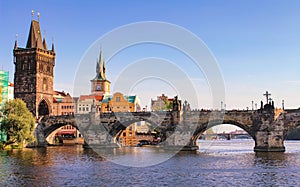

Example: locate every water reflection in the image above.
[255,152,288,168]
[0,142,299,186]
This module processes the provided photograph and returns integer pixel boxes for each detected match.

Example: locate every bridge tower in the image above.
[13,15,55,118]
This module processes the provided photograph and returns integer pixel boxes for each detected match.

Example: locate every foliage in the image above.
[1,99,35,149]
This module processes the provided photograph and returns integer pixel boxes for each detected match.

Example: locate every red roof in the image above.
[79,95,104,102]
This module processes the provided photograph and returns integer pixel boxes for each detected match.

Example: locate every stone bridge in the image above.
[35,107,300,152]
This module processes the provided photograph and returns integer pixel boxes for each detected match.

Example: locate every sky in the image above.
[1,0,300,112]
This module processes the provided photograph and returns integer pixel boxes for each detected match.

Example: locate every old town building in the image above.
[8,82,14,101]
[151,94,181,111]
[76,95,103,114]
[0,71,9,110]
[101,92,141,112]
[13,17,55,118]
[52,91,75,116]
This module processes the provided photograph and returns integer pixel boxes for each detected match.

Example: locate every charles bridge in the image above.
[35,104,300,152]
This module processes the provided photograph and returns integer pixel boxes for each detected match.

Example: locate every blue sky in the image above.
[1,0,300,109]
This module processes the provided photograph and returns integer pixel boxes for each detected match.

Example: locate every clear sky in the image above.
[1,0,300,110]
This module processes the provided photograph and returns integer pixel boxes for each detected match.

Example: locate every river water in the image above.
[1,140,300,186]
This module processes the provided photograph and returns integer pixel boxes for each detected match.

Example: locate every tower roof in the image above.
[26,20,45,49]
[92,49,109,82]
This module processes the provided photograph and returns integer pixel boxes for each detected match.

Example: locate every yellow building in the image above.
[101,92,141,112]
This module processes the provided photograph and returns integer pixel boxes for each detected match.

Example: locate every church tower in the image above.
[90,49,110,96]
[13,15,55,118]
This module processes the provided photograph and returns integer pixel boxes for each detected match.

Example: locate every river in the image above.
[1,140,300,186]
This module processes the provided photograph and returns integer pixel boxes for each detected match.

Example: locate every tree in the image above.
[0,99,35,149]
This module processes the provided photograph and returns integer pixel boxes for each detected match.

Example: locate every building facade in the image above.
[8,82,14,101]
[76,95,103,114]
[151,94,175,111]
[101,92,141,112]
[13,18,55,118]
[0,71,9,110]
[52,91,75,116]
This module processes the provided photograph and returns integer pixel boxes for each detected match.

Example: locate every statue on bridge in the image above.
[172,96,181,111]
[183,100,191,112]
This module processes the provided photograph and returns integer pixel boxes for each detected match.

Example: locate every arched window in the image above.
[43,78,48,91]
[40,64,44,72]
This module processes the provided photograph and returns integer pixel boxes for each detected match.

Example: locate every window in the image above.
[43,78,48,91]
[40,64,44,71]
[116,97,120,102]
[79,107,81,111]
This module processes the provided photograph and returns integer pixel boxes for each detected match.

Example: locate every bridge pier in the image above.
[253,108,286,152]
[253,124,286,152]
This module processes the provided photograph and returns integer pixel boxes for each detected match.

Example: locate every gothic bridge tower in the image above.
[13,15,55,118]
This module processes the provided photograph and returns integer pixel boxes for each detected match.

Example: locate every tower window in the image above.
[43,78,48,91]
[40,64,44,72]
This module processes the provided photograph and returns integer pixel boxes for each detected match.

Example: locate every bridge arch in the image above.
[107,112,166,137]
[109,118,162,141]
[43,122,80,139]
[191,120,255,145]
[37,115,81,145]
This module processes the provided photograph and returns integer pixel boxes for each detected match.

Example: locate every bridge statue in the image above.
[34,104,300,152]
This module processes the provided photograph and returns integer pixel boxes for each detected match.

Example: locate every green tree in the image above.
[0,99,35,149]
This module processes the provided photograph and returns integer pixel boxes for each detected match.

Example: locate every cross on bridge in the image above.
[263,91,271,104]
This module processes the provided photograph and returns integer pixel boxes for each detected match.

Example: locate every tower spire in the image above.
[26,17,43,49]
[98,48,106,80]
[14,34,18,49]
[92,48,107,81]
[51,37,55,52]
[42,30,47,49]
